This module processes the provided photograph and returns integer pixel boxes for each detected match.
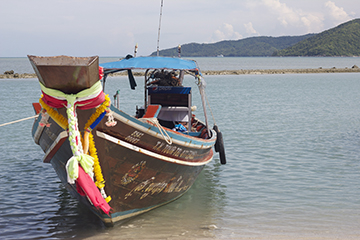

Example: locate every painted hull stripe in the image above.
[96,131,213,166]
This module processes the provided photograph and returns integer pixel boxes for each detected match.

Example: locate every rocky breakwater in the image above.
[1,65,360,78]
[0,70,36,79]
[202,65,360,75]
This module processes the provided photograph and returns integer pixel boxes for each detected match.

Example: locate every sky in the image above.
[1,0,359,57]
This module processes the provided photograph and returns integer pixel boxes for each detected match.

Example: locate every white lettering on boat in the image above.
[124,175,190,200]
[125,131,144,144]
[153,141,196,160]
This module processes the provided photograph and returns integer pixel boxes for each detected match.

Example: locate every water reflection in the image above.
[46,184,105,239]
[82,160,227,239]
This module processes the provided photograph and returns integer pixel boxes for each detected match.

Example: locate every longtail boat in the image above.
[29,55,226,225]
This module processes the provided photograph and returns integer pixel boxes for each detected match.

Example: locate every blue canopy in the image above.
[100,56,200,74]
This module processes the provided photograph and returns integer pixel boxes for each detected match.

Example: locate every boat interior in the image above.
[127,69,210,139]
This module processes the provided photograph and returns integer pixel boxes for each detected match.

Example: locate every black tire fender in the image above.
[213,125,226,164]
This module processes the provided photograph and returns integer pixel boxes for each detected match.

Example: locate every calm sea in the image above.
[0,57,360,239]
[2,56,360,73]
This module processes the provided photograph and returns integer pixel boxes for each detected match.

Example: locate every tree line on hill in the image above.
[151,18,360,57]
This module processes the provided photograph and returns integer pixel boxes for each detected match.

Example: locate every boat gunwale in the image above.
[109,106,216,149]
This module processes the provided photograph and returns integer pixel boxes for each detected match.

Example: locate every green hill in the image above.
[274,18,360,56]
[151,34,314,57]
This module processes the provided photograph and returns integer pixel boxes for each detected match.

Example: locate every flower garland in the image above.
[82,94,112,203]
[39,96,68,130]
[84,94,111,132]
[40,94,94,183]
[89,131,111,203]
[39,93,112,203]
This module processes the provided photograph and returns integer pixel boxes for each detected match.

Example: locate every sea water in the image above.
[2,56,360,73]
[0,58,360,239]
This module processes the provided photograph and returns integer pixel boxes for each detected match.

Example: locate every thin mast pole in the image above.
[157,0,164,56]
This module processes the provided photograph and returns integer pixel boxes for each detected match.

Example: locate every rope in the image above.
[0,115,39,127]
[196,75,211,136]
[140,117,172,145]
[194,73,216,125]
[204,92,217,125]
[65,97,95,184]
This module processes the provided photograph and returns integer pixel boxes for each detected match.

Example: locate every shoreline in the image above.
[202,66,360,75]
[1,67,360,79]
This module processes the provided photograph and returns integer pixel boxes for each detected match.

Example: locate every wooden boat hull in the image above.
[29,54,222,225]
[32,105,215,225]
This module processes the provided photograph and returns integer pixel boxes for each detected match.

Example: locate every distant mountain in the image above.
[274,18,360,56]
[151,34,315,57]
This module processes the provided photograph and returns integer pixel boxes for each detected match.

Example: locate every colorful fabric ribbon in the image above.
[39,81,101,182]
[76,166,111,214]
[39,80,112,213]
[39,81,104,110]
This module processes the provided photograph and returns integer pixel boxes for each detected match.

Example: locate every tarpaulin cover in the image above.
[100,56,200,73]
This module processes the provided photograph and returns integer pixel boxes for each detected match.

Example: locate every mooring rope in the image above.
[140,117,172,145]
[0,115,39,127]
[204,92,217,125]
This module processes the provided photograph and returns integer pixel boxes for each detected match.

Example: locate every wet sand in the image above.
[1,67,360,79]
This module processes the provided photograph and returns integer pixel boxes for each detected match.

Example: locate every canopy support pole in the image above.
[102,74,108,92]
[197,76,210,136]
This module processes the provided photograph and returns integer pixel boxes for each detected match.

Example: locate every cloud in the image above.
[244,22,259,35]
[300,13,324,33]
[262,0,299,26]
[212,23,242,42]
[325,1,351,23]
[261,0,324,33]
